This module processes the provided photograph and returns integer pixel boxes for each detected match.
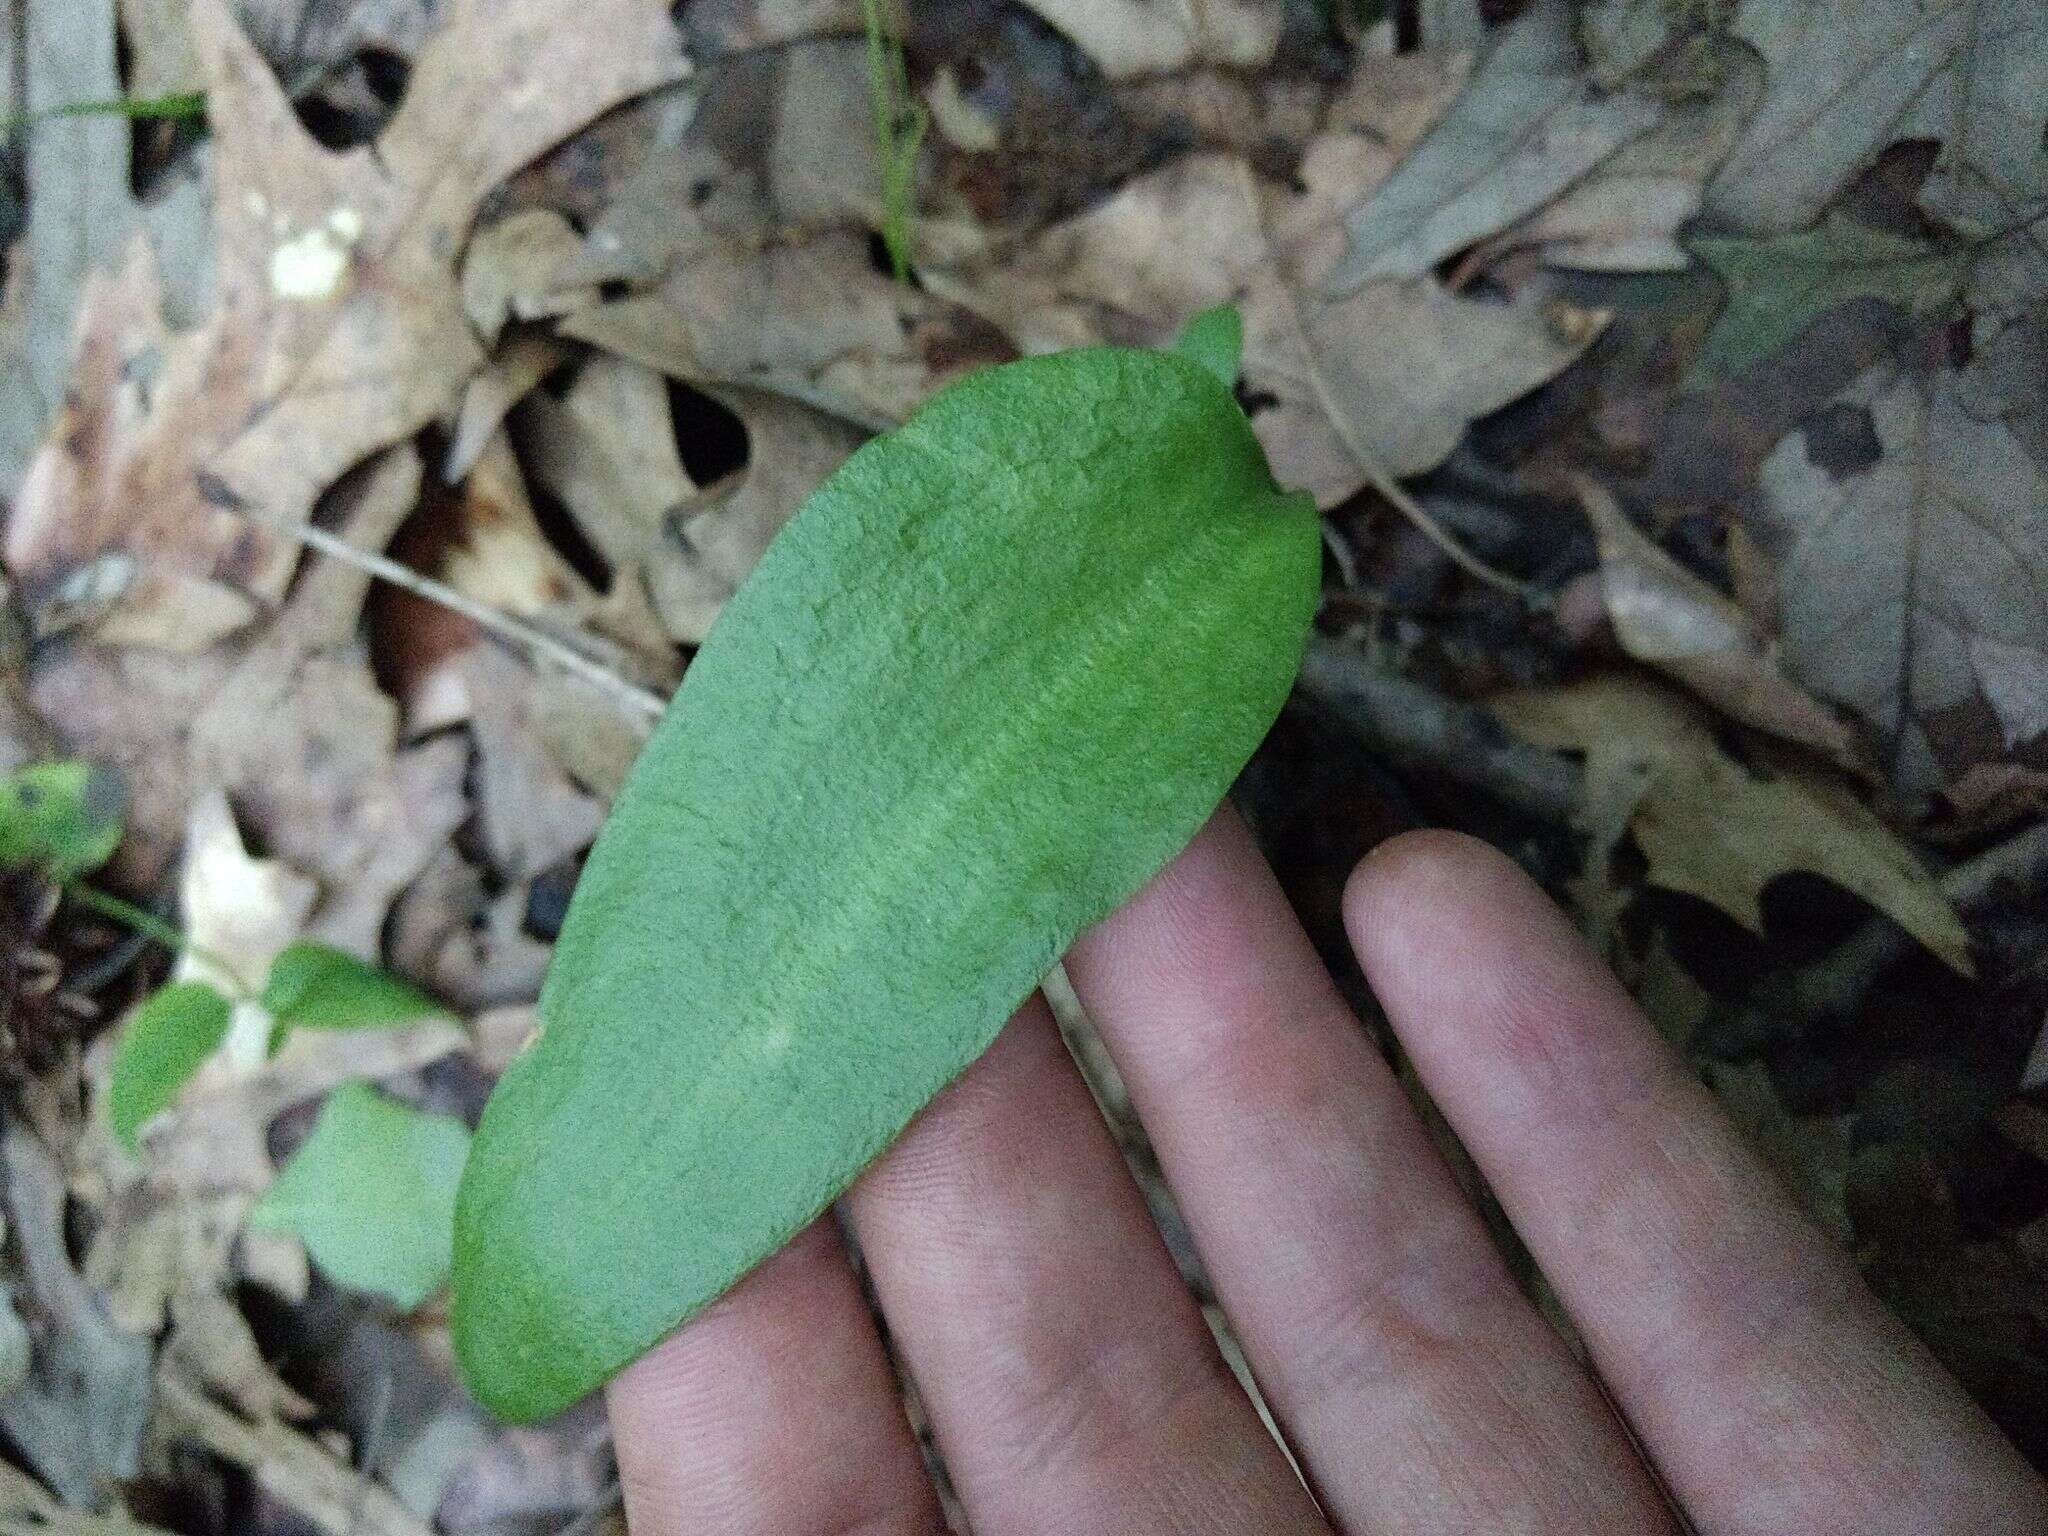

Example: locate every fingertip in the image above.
[1343,828,1541,970]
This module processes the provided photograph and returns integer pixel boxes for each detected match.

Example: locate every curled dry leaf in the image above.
[4,0,687,649]
[1491,674,1974,974]
[1700,0,1996,236]
[1572,475,1865,769]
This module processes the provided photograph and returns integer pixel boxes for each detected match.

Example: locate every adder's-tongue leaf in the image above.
[452,347,1319,1422]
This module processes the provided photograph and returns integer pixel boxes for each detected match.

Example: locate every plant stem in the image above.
[1,91,206,133]
[861,0,925,283]
[66,884,254,997]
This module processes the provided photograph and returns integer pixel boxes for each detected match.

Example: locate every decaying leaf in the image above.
[1706,1060,1855,1244]
[0,0,213,497]
[1492,675,1974,973]
[1508,40,1761,272]
[1328,0,1663,288]
[1573,475,1863,767]
[1687,219,1967,385]
[4,0,688,649]
[0,1131,152,1507]
[1010,0,1282,79]
[460,210,594,347]
[1753,360,2048,797]
[1699,0,2042,237]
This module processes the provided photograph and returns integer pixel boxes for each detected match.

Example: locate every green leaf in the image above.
[1686,219,1965,387]
[107,982,232,1150]
[252,1084,470,1310]
[453,348,1319,1421]
[263,942,444,1049]
[0,90,207,132]
[1172,304,1244,390]
[0,761,127,880]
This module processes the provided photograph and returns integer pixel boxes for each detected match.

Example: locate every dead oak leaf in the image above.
[1753,360,2048,798]
[4,0,688,650]
[1491,674,1974,974]
[1572,474,1865,769]
[930,136,1595,506]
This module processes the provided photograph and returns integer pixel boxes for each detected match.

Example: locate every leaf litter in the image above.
[0,0,2044,1516]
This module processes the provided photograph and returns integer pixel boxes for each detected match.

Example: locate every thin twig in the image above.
[65,884,254,996]
[279,521,666,723]
[1295,635,1583,822]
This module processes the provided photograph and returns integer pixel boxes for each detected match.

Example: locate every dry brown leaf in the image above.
[1327,0,1664,288]
[1573,475,1864,769]
[1753,359,2048,800]
[4,0,688,650]
[460,210,595,346]
[931,126,1596,506]
[388,848,554,1009]
[1011,0,1282,79]
[564,231,1011,429]
[676,0,864,55]
[0,1130,151,1505]
[519,360,863,643]
[515,357,695,576]
[187,451,471,955]
[451,645,606,881]
[1492,675,1974,973]
[1705,1060,1855,1244]
[157,1367,438,1536]
[444,333,571,481]
[436,434,595,621]
[1509,41,1762,271]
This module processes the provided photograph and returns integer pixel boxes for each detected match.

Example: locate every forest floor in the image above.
[0,0,2044,1529]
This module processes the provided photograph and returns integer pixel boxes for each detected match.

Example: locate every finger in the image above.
[1346,831,2048,1534]
[847,997,1327,1536]
[1065,810,1673,1534]
[607,1219,945,1536]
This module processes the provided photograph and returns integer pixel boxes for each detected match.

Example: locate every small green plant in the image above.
[253,1083,471,1309]
[106,938,445,1150]
[452,344,1319,1421]
[861,0,926,282]
[0,758,447,1147]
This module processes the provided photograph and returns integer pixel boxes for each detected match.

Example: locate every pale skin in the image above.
[607,812,2048,1535]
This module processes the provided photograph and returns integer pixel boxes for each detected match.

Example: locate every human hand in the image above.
[606,812,2048,1534]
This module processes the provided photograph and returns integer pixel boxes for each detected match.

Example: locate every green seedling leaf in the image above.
[263,942,444,1049]
[453,348,1319,1421]
[1172,304,1245,390]
[107,982,232,1150]
[1686,219,1964,387]
[253,1083,470,1310]
[0,761,127,880]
